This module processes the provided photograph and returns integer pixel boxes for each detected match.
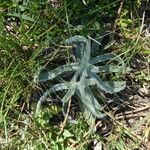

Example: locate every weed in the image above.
[34,35,126,124]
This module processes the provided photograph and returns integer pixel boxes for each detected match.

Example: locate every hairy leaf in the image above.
[35,35,126,121]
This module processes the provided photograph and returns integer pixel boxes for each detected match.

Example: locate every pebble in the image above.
[139,87,149,96]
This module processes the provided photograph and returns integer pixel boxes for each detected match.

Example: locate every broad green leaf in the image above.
[63,129,73,138]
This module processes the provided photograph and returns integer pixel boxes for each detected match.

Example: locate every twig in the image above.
[58,99,72,135]
[116,113,146,120]
[116,105,150,117]
[106,112,143,140]
[70,121,102,148]
[111,0,125,32]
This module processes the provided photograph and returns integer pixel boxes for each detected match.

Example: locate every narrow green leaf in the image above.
[34,63,79,82]
[76,87,105,118]
[7,13,34,22]
[90,53,125,69]
[89,71,126,93]
[38,83,69,104]
[35,82,69,116]
[62,87,75,103]
[97,65,124,73]
[103,40,115,50]
[89,64,124,73]
[85,86,104,111]
[65,35,91,63]
[88,71,114,93]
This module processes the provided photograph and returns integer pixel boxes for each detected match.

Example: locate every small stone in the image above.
[129,95,134,100]
[22,46,28,50]
[139,87,149,96]
[134,95,139,100]
[93,140,103,150]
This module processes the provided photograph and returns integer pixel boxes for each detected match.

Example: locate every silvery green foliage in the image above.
[34,35,126,118]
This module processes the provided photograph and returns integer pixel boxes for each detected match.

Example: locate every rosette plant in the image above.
[34,35,126,119]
